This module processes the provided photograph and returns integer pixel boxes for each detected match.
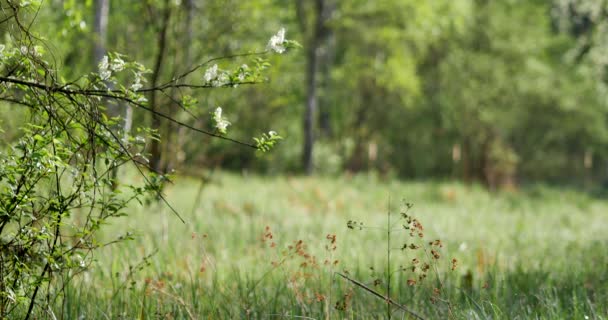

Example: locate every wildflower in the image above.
[431,249,440,259]
[212,107,230,134]
[326,234,337,244]
[267,27,286,53]
[98,55,111,80]
[204,64,218,82]
[430,239,442,247]
[315,293,325,302]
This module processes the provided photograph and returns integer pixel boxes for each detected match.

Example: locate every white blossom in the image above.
[268,131,278,137]
[212,72,230,87]
[237,64,249,81]
[98,55,111,80]
[110,57,125,72]
[213,107,223,122]
[204,64,218,82]
[131,72,143,91]
[267,28,286,53]
[212,107,230,134]
[131,78,142,91]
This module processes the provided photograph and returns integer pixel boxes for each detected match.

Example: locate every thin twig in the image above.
[336,272,425,320]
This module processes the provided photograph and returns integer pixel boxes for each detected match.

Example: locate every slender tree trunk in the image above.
[94,0,122,190]
[94,0,119,117]
[318,39,333,138]
[123,105,133,138]
[93,0,109,68]
[184,0,195,67]
[94,0,132,142]
[148,0,171,174]
[318,5,335,138]
[300,0,327,175]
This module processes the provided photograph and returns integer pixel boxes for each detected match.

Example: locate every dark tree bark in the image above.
[298,0,330,175]
[148,0,172,174]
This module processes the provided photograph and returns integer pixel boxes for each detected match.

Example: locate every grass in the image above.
[58,172,607,319]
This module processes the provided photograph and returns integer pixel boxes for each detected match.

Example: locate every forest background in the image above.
[1,0,605,188]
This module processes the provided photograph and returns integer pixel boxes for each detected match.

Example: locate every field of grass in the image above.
[60,172,607,319]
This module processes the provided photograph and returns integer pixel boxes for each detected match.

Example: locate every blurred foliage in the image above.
[2,0,608,189]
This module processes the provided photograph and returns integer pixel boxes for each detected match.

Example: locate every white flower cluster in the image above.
[98,56,111,80]
[203,64,230,87]
[267,28,286,53]
[98,55,127,81]
[204,64,218,82]
[131,74,143,91]
[110,57,125,72]
[212,107,230,134]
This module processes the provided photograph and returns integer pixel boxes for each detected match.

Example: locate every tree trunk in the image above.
[148,0,171,174]
[318,4,335,138]
[93,0,120,118]
[93,0,109,68]
[303,45,318,174]
[319,31,335,137]
[300,0,327,175]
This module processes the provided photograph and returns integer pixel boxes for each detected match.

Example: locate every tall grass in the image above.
[61,172,607,319]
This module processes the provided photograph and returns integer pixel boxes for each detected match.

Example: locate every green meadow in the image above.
[61,173,607,319]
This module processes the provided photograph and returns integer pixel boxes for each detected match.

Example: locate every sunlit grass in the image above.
[64,172,608,319]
